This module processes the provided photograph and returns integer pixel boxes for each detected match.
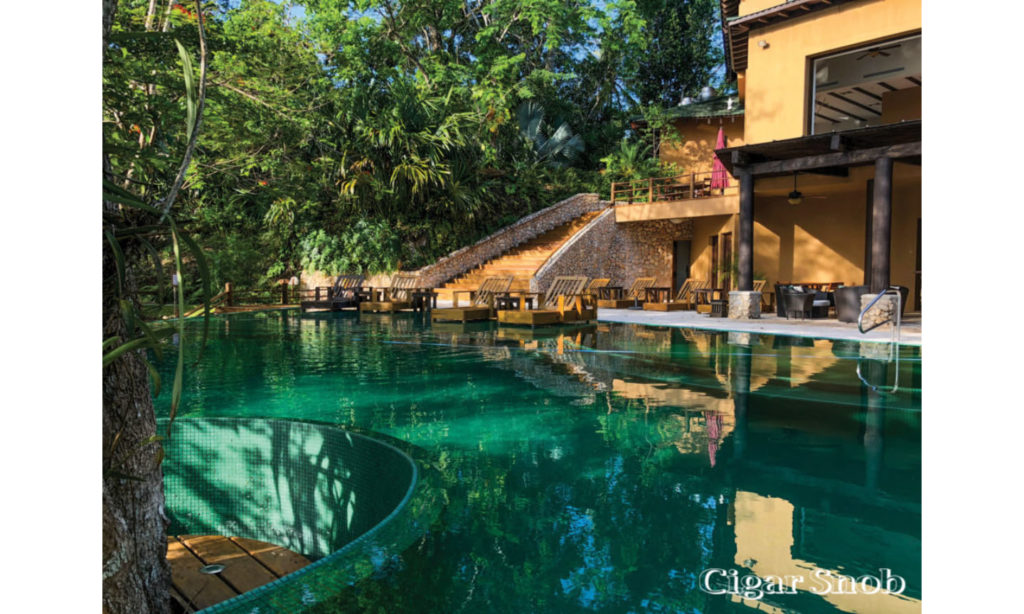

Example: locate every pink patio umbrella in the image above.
[710,127,730,191]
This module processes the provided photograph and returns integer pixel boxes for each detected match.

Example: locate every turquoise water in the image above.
[154,311,921,614]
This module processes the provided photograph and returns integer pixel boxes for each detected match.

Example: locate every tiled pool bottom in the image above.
[154,311,921,613]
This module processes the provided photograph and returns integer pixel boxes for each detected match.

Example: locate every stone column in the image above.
[728,291,761,319]
[870,157,893,293]
[737,168,754,291]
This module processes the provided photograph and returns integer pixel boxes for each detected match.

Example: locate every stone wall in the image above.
[533,208,694,292]
[414,193,607,288]
[298,270,391,291]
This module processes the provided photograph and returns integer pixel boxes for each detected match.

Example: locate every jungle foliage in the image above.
[104,0,724,290]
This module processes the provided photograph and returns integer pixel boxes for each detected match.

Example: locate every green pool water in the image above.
[154,310,921,614]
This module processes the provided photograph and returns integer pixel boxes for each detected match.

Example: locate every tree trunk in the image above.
[102,2,172,612]
[102,264,171,614]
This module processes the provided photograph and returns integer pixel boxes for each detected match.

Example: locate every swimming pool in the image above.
[154,310,921,613]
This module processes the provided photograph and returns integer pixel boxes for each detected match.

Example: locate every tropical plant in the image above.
[516,101,585,168]
[102,2,211,612]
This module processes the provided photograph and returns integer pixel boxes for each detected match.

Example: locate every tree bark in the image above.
[103,2,172,612]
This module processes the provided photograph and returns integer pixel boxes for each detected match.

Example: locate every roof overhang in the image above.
[714,120,921,178]
[720,0,863,73]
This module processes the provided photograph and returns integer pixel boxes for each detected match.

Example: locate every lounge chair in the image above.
[586,278,611,294]
[359,273,424,313]
[596,277,656,309]
[644,278,708,312]
[497,276,594,327]
[300,274,364,312]
[431,275,514,322]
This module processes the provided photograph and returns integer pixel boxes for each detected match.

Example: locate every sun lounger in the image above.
[596,277,656,309]
[644,278,708,312]
[300,275,364,312]
[431,275,514,322]
[359,273,425,313]
[496,276,594,327]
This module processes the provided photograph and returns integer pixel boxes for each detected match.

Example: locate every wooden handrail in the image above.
[610,171,728,203]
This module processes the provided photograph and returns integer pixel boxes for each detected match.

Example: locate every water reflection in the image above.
[154,311,921,613]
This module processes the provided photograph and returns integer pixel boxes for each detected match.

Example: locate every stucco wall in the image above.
[659,116,745,176]
[678,163,920,309]
[741,0,921,143]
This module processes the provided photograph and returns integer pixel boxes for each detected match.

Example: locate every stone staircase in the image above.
[436,211,603,301]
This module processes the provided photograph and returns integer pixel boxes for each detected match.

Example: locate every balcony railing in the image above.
[610,172,730,204]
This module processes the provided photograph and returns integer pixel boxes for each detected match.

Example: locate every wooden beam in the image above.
[829,134,846,151]
[745,141,921,176]
[828,92,882,116]
[853,86,882,102]
[816,99,868,122]
[805,166,849,177]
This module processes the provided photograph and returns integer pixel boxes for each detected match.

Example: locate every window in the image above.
[810,34,921,135]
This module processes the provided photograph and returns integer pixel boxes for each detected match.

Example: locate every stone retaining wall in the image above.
[413,193,607,288]
[533,209,694,292]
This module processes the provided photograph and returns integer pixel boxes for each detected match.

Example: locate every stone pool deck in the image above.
[594,308,921,346]
[322,300,921,347]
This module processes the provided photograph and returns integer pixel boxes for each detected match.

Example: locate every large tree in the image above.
[632,0,723,106]
[103,1,208,611]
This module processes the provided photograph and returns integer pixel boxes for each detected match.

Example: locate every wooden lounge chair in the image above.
[586,278,611,294]
[300,274,364,312]
[359,273,423,313]
[431,275,514,322]
[497,275,593,327]
[644,278,708,312]
[753,279,768,311]
[596,277,656,309]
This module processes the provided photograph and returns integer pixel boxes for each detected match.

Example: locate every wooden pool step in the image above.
[167,535,311,613]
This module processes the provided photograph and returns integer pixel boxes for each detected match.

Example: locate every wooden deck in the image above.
[167,535,311,612]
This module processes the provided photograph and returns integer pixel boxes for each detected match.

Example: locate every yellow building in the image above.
[615,0,921,315]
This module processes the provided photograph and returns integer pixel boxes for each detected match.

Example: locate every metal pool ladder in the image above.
[856,286,903,394]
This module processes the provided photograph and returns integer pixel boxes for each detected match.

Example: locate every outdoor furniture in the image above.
[359,273,425,313]
[835,285,869,323]
[431,275,514,322]
[300,274,364,312]
[644,286,672,304]
[775,283,825,317]
[694,287,725,314]
[596,286,624,301]
[752,279,769,311]
[709,299,728,318]
[597,277,656,309]
[784,290,814,319]
[645,279,709,312]
[497,276,594,327]
[586,278,611,294]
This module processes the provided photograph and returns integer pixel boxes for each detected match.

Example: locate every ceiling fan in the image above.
[763,173,828,205]
[856,43,901,60]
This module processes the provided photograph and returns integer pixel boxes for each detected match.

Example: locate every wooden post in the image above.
[648,178,653,203]
[690,172,696,199]
[870,156,893,293]
[281,283,288,304]
[737,169,754,291]
[315,287,321,301]
[225,282,233,307]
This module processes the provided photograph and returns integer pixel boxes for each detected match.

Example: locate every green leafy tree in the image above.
[632,0,723,106]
